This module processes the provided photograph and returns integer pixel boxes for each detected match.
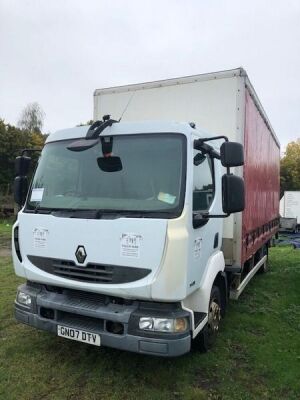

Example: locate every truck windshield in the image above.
[26,133,186,218]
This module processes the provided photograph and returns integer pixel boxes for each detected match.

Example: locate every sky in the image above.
[0,0,299,149]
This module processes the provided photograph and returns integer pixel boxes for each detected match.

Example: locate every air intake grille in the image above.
[14,227,22,262]
[27,255,151,284]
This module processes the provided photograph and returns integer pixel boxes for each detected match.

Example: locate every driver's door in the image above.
[187,146,220,290]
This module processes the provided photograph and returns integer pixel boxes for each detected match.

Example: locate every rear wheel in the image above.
[193,285,222,352]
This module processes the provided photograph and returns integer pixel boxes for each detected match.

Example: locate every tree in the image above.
[0,119,45,186]
[77,120,94,127]
[280,139,300,196]
[18,102,45,134]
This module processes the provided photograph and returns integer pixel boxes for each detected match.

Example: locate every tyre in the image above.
[193,285,222,352]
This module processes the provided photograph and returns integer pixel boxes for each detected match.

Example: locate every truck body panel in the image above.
[242,89,280,264]
[94,71,240,141]
[16,211,168,299]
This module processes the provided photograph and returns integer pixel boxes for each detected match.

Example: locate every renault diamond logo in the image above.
[75,245,87,264]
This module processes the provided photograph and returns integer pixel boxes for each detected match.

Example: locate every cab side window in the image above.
[193,151,214,212]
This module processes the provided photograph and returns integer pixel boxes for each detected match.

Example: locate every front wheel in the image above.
[193,285,222,352]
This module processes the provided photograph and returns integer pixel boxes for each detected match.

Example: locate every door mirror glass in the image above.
[15,156,31,176]
[220,142,244,167]
[193,154,214,213]
[222,174,245,214]
[14,176,28,206]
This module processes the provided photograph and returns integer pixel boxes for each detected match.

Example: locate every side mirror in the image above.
[220,142,244,167]
[15,156,31,176]
[222,174,245,214]
[14,176,28,206]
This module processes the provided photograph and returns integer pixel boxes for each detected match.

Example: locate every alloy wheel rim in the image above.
[207,299,221,336]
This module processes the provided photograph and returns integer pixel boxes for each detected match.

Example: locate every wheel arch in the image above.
[182,251,225,315]
[212,271,228,316]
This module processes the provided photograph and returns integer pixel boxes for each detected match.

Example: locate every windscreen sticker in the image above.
[194,238,202,259]
[33,227,49,249]
[31,188,44,202]
[157,192,176,205]
[120,233,142,258]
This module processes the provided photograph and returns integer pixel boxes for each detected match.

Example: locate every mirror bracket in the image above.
[21,148,42,156]
[194,135,244,169]
[86,115,118,139]
[193,141,221,160]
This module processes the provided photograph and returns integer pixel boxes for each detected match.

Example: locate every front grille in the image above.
[28,255,151,284]
[53,260,113,283]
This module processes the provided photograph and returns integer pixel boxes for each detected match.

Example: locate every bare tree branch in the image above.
[18,102,45,133]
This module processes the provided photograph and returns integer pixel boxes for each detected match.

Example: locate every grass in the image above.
[0,223,299,399]
[0,218,13,240]
[0,219,13,257]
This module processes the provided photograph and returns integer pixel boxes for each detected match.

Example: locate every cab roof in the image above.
[45,121,212,143]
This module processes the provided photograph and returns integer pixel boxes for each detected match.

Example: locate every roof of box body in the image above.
[94,68,244,95]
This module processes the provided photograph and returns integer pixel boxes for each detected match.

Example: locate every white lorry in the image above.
[279,191,300,232]
[13,68,280,356]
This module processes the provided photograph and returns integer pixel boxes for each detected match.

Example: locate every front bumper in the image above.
[15,282,191,357]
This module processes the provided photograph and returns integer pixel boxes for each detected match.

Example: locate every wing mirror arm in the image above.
[14,148,41,207]
[193,135,245,219]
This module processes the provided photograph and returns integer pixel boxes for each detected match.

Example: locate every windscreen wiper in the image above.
[33,205,52,214]
[67,115,120,158]
[86,115,118,139]
[50,209,123,219]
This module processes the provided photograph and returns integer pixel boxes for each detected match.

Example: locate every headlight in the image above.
[17,291,32,307]
[139,317,188,333]
[139,317,154,330]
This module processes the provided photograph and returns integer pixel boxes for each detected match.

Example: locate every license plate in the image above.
[57,325,101,346]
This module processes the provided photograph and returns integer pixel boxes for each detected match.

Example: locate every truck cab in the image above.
[13,118,244,356]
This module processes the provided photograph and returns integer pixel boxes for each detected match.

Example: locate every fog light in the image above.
[17,291,32,307]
